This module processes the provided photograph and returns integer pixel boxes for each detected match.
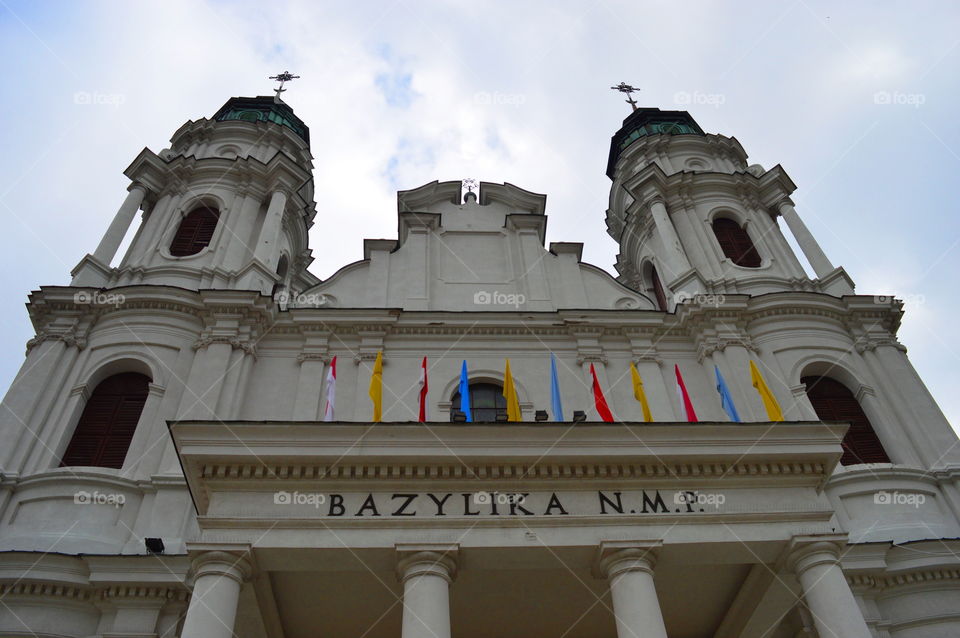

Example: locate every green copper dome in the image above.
[212,96,310,145]
[606,107,704,178]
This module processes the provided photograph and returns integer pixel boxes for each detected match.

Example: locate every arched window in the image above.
[649,265,668,311]
[802,376,890,465]
[713,218,761,268]
[451,382,506,423]
[60,372,150,469]
[169,206,219,256]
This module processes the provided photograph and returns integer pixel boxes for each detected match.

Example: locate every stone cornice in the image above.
[0,582,189,603]
[171,421,843,513]
[847,568,960,591]
[196,458,828,484]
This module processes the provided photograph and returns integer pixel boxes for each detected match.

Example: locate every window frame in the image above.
[60,372,151,469]
[169,206,220,257]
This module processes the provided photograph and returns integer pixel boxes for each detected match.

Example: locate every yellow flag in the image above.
[369,351,383,422]
[503,359,521,422]
[750,360,784,421]
[630,362,653,422]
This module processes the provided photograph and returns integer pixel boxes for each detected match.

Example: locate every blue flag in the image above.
[715,365,741,422]
[550,354,564,422]
[459,360,472,422]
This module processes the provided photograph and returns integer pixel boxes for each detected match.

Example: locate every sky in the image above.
[0,0,958,431]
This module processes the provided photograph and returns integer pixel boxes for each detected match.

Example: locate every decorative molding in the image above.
[198,459,828,482]
[854,335,907,354]
[696,335,758,362]
[847,568,960,590]
[26,327,89,354]
[0,582,189,603]
[192,335,257,357]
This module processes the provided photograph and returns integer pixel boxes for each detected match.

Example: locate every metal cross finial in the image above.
[463,178,478,193]
[611,82,640,112]
[269,71,300,98]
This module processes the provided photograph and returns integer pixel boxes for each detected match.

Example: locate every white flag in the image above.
[323,356,337,422]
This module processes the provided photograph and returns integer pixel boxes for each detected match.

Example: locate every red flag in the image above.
[323,356,337,422]
[674,364,698,422]
[418,356,428,422]
[589,363,614,422]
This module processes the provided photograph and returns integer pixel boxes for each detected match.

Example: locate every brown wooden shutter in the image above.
[713,218,761,268]
[650,266,668,311]
[802,376,890,465]
[170,207,219,256]
[60,372,150,469]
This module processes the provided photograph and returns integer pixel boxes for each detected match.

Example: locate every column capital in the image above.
[784,535,847,576]
[775,197,796,212]
[128,181,150,196]
[647,196,667,209]
[396,544,459,585]
[188,549,253,586]
[596,541,661,579]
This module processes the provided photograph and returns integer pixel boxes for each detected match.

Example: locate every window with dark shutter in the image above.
[451,383,507,423]
[713,218,761,268]
[650,266,668,311]
[169,207,219,256]
[802,376,890,465]
[60,372,150,469]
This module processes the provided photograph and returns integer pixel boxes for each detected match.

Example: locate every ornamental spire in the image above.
[610,82,640,112]
[269,71,300,99]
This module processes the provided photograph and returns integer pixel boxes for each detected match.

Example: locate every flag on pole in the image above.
[503,359,521,421]
[323,356,337,422]
[418,356,428,422]
[368,351,383,422]
[630,362,653,422]
[750,360,784,421]
[674,364,698,422]
[589,363,615,422]
[550,354,564,422]
[714,365,741,422]
[458,360,472,422]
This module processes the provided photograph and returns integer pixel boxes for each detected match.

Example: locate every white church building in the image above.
[0,89,959,638]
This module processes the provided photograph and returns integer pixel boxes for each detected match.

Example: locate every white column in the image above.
[599,547,668,638]
[293,355,327,420]
[93,184,148,264]
[397,550,457,638]
[181,552,251,638]
[777,199,834,278]
[649,198,691,281]
[787,541,871,638]
[252,189,288,267]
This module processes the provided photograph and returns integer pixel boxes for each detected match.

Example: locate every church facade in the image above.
[0,93,959,638]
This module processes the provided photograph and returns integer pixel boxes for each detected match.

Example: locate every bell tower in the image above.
[71,94,317,296]
[605,106,855,310]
